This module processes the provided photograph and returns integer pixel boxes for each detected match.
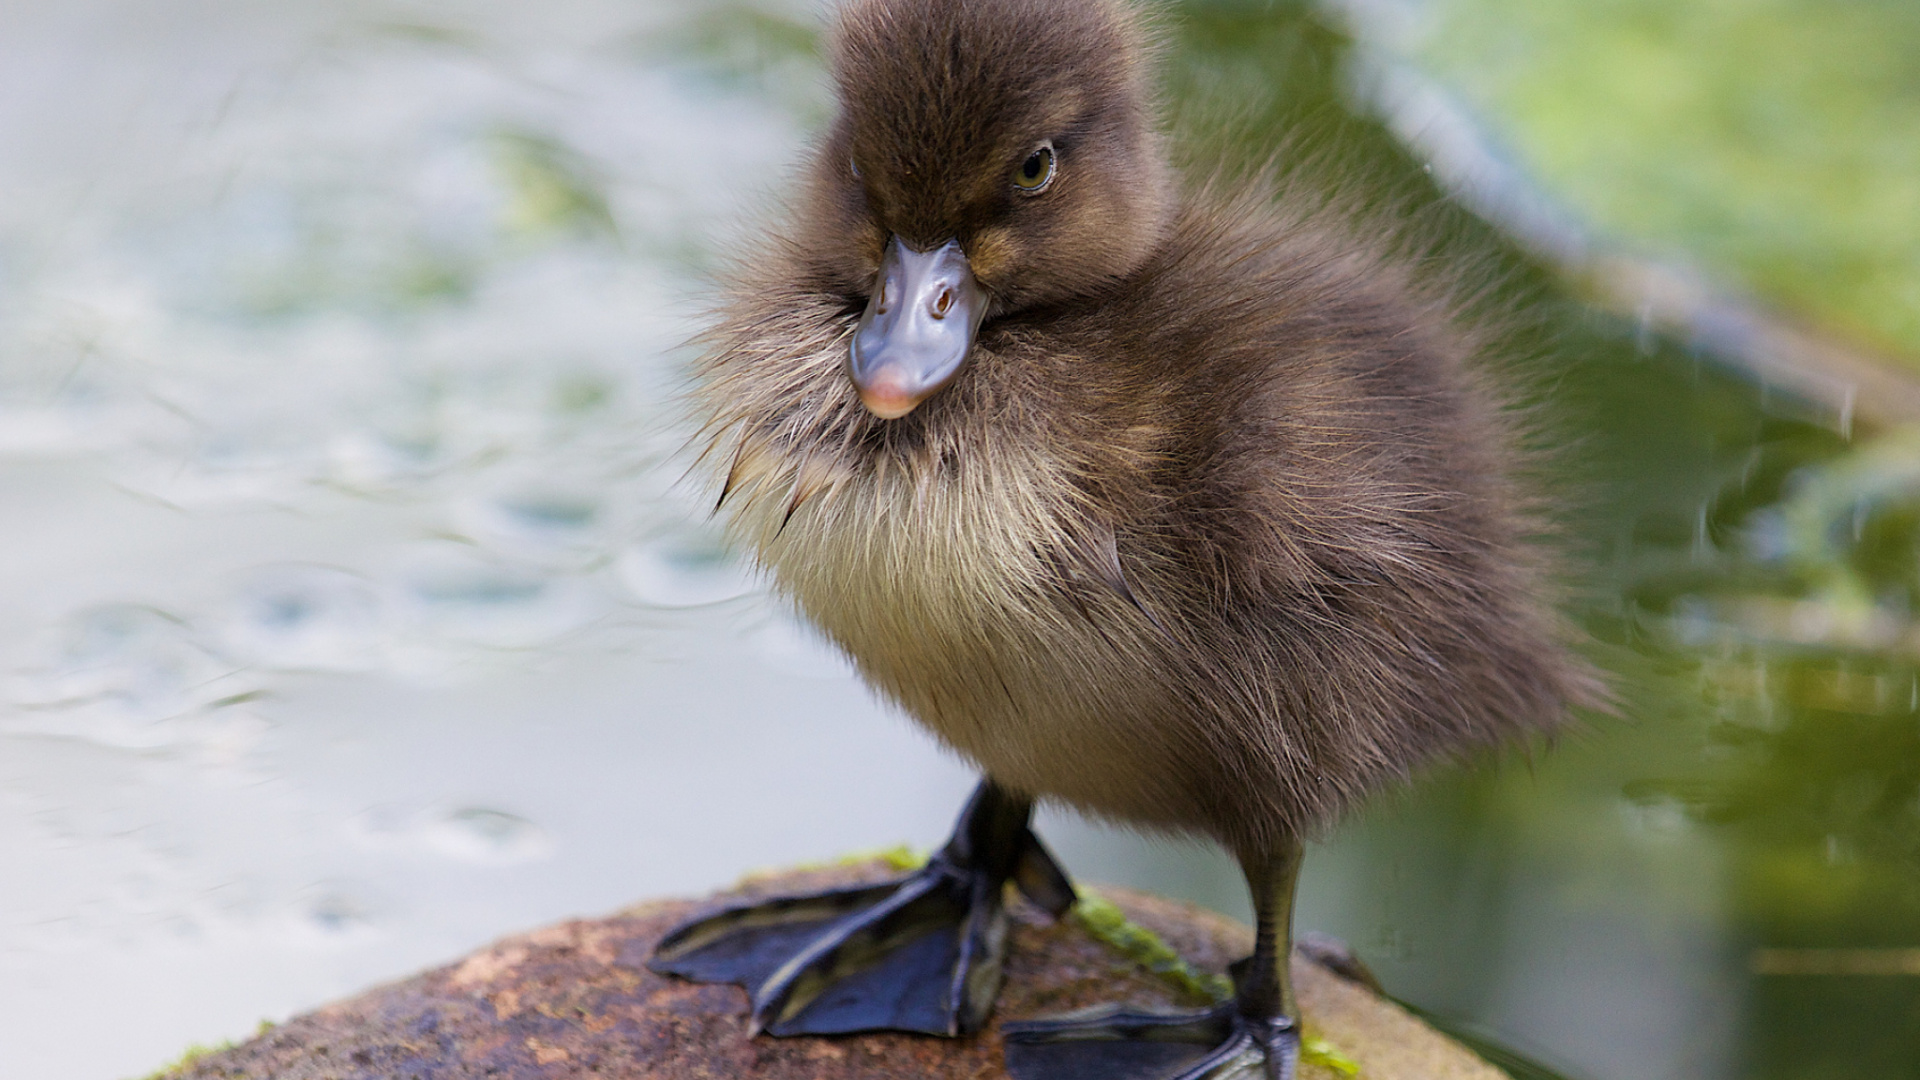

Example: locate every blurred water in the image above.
[4,3,1918,1080]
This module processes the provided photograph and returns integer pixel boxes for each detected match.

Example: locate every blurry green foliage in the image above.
[1409,0,1920,364]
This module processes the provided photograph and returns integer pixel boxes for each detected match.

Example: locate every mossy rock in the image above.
[153,861,1506,1080]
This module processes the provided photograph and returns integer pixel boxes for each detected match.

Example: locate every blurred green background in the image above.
[1406,0,1920,366]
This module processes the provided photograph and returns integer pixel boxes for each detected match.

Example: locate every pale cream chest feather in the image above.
[712,430,1188,810]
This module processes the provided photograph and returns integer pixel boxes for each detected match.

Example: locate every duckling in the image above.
[650,0,1602,1076]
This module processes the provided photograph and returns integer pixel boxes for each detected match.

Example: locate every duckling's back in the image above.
[1061,190,1603,854]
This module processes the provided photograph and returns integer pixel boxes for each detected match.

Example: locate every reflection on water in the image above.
[1,2,1914,1080]
[1619,417,1920,1079]
[616,528,761,609]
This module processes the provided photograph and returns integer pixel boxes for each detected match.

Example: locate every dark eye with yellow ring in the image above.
[1013,143,1055,193]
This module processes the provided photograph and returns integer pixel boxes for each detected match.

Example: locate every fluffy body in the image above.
[693,0,1599,860]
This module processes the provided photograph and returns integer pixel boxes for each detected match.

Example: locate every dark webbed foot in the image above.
[1001,839,1307,1080]
[1003,1002,1298,1080]
[649,780,1073,1037]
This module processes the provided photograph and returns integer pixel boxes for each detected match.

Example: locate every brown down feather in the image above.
[688,0,1606,860]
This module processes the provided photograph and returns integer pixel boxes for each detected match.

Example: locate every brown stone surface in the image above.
[163,862,1506,1080]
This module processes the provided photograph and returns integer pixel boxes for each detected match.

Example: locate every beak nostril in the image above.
[933,288,952,318]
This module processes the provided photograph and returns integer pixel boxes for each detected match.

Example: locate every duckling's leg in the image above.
[1001,838,1306,1080]
[649,779,1075,1037]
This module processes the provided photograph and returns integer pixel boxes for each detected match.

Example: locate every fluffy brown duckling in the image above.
[650,0,1601,1076]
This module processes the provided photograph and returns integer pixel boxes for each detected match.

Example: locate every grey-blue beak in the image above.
[848,237,988,419]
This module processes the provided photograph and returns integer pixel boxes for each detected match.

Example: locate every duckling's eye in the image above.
[1013,143,1055,193]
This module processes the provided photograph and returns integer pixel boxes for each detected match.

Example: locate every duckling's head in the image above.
[797,0,1172,419]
